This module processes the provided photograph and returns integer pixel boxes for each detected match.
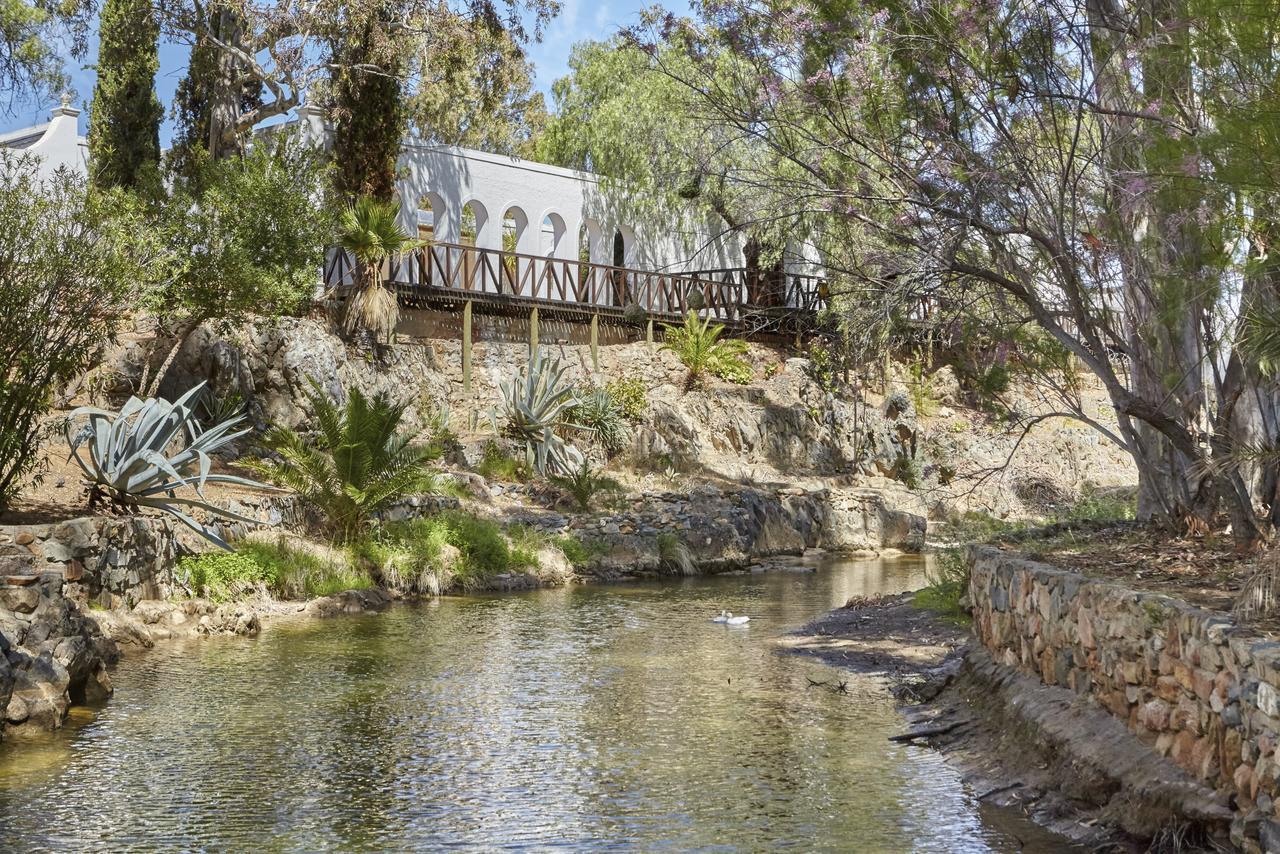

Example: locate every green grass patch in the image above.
[911,550,972,624]
[475,441,528,483]
[238,539,373,600]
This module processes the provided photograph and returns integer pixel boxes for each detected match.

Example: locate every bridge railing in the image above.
[323,242,827,324]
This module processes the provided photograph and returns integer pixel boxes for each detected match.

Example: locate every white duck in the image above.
[725,612,751,626]
[711,610,730,623]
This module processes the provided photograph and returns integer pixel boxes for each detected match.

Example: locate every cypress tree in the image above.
[88,0,162,191]
[332,17,406,202]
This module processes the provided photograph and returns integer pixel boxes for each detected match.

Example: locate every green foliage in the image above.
[0,0,89,104]
[363,511,541,592]
[251,380,448,542]
[657,532,697,576]
[88,0,162,193]
[572,387,630,454]
[179,551,274,602]
[605,378,647,421]
[912,551,971,624]
[157,139,333,331]
[892,453,923,490]
[66,382,267,549]
[238,539,373,599]
[970,363,1010,401]
[475,440,529,482]
[553,533,608,567]
[492,346,584,475]
[906,361,940,417]
[549,460,623,511]
[661,311,752,389]
[337,195,418,343]
[0,156,149,511]
[332,29,406,202]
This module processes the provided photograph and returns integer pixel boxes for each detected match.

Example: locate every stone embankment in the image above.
[968,546,1280,850]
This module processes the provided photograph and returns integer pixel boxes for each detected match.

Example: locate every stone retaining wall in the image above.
[0,516,178,608]
[968,546,1280,844]
[502,483,927,575]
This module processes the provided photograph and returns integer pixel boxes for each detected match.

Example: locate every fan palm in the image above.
[661,310,750,390]
[337,196,419,343]
[250,380,446,542]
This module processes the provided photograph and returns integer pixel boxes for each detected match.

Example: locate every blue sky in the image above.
[1,0,692,141]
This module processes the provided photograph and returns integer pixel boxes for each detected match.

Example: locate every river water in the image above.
[0,555,1075,852]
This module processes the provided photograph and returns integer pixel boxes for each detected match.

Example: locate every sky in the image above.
[1,0,693,142]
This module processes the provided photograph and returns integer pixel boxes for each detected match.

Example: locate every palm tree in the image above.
[337,196,419,343]
[251,380,447,542]
[661,310,750,390]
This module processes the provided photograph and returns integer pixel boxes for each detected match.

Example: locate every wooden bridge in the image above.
[323,241,828,334]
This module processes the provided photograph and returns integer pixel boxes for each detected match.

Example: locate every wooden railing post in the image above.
[529,306,539,354]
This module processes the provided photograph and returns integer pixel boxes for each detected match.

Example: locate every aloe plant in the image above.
[65,383,267,549]
[491,346,584,475]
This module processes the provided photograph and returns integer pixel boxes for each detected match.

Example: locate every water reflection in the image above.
[0,555,1071,852]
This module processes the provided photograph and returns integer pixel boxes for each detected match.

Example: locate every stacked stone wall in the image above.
[969,546,1280,836]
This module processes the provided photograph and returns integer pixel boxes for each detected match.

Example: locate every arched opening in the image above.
[612,229,628,306]
[501,206,528,292]
[460,200,488,290]
[416,193,443,243]
[541,212,566,257]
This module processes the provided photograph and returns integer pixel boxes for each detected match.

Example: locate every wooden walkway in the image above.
[324,242,828,333]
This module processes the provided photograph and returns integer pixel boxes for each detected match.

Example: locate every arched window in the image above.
[461,202,483,246]
[416,193,444,243]
[541,213,566,257]
[503,206,528,254]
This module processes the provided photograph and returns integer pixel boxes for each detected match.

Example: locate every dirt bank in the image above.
[778,595,1224,851]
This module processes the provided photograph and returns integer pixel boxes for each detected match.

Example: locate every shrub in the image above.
[913,550,971,623]
[492,346,583,475]
[239,538,372,599]
[553,534,608,567]
[605,377,647,421]
[0,156,148,511]
[66,382,268,549]
[178,551,274,602]
[661,311,751,390]
[364,511,541,593]
[251,380,448,542]
[571,388,630,455]
[550,461,624,511]
[657,532,697,576]
[476,441,529,482]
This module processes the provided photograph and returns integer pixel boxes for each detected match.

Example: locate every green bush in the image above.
[549,461,624,511]
[572,387,630,454]
[912,550,971,623]
[476,440,528,482]
[251,380,448,542]
[661,311,751,390]
[553,534,608,567]
[367,511,542,593]
[605,378,647,421]
[178,551,275,602]
[238,539,372,599]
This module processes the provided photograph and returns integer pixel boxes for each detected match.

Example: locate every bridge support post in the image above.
[646,318,654,347]
[462,300,473,393]
[590,314,599,373]
[530,306,540,353]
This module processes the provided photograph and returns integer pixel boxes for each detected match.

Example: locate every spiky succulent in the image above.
[491,346,584,475]
[66,382,267,549]
[572,387,630,455]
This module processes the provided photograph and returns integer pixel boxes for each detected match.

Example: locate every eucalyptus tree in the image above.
[628,0,1280,547]
[0,0,94,111]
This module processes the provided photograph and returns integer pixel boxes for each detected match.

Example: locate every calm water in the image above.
[0,555,1073,852]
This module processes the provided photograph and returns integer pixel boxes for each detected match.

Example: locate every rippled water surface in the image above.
[0,555,1072,852]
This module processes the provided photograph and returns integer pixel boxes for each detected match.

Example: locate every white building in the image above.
[0,95,89,181]
[5,100,825,323]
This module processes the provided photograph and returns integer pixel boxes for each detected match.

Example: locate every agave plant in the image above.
[65,383,267,549]
[491,346,584,475]
[572,387,630,455]
[337,196,419,344]
[251,380,447,542]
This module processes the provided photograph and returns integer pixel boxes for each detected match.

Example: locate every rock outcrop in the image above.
[0,569,118,740]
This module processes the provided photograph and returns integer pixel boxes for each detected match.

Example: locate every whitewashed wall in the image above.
[0,98,89,181]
